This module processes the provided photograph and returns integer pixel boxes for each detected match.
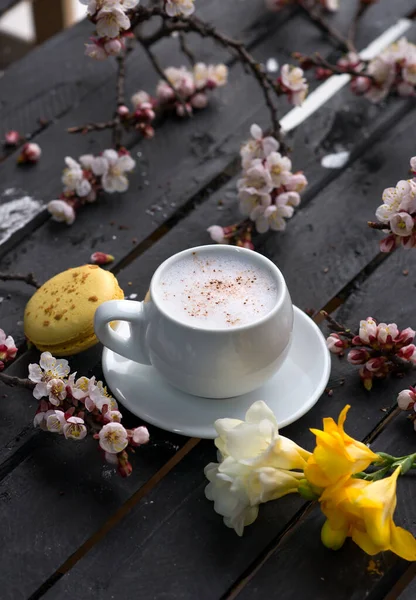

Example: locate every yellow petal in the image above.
[351,527,383,556]
[390,525,416,561]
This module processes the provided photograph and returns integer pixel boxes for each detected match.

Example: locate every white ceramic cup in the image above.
[94,245,294,399]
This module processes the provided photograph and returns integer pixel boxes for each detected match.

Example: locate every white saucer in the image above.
[102,306,331,439]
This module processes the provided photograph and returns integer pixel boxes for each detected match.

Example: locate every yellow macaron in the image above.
[24,264,124,356]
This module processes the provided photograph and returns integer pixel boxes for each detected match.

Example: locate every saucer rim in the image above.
[102,306,331,438]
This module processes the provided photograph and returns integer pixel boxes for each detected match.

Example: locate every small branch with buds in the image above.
[0,373,35,390]
[324,315,416,390]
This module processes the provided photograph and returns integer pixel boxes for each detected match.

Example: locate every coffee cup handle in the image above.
[94,300,152,366]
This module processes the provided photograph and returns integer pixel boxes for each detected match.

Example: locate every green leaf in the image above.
[399,456,414,475]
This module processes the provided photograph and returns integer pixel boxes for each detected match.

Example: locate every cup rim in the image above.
[149,244,288,333]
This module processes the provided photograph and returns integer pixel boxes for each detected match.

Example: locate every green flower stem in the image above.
[354,452,416,480]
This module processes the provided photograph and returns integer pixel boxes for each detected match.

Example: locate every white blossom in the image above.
[62,157,92,197]
[240,124,279,169]
[63,416,88,440]
[237,159,273,195]
[46,410,67,434]
[280,64,308,106]
[29,353,70,400]
[165,0,195,17]
[96,4,131,38]
[99,422,129,453]
[389,212,414,237]
[46,378,67,406]
[47,200,76,225]
[99,149,135,192]
[265,152,292,187]
[85,42,107,60]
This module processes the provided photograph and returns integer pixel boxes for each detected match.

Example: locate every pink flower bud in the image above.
[365,357,385,373]
[395,327,416,347]
[4,130,20,146]
[207,225,225,243]
[315,67,332,80]
[326,333,345,354]
[117,450,133,477]
[91,252,115,265]
[191,93,209,109]
[176,102,192,117]
[347,348,370,365]
[117,105,130,117]
[142,124,155,139]
[132,426,150,445]
[397,388,416,411]
[104,38,123,56]
[359,367,373,391]
[397,344,416,363]
[18,142,41,164]
[380,234,397,253]
[351,76,371,95]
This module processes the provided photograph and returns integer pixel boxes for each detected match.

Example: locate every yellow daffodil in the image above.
[304,405,379,489]
[319,468,416,560]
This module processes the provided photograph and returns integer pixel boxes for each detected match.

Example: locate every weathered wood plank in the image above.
[35,201,416,600]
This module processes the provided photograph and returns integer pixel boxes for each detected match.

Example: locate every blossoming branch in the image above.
[368,154,416,252]
[324,313,416,390]
[205,400,416,561]
[0,337,149,477]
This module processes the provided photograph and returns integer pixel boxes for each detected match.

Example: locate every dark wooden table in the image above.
[1,2,416,599]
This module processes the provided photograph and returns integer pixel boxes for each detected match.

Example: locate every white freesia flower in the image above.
[47,200,76,225]
[205,401,310,535]
[46,410,67,434]
[100,149,136,193]
[165,0,195,17]
[63,416,88,440]
[99,422,129,453]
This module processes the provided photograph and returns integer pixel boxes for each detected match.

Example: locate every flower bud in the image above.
[18,142,41,164]
[4,130,20,146]
[117,105,130,117]
[347,348,370,365]
[321,519,347,551]
[104,38,122,56]
[91,251,115,266]
[397,388,416,411]
[132,426,150,445]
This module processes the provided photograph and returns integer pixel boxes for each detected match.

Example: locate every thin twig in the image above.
[298,0,353,53]
[138,38,189,112]
[368,221,388,230]
[68,120,118,134]
[311,52,375,82]
[113,52,127,149]
[0,373,35,390]
[320,310,355,339]
[179,32,196,66]
[0,272,41,288]
[348,0,372,50]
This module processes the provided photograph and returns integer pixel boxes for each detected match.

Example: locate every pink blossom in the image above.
[132,426,150,445]
[46,410,67,434]
[397,387,416,410]
[104,38,123,55]
[347,348,370,365]
[0,329,17,363]
[117,105,129,117]
[397,344,416,363]
[18,142,41,164]
[4,130,20,146]
[282,172,308,193]
[240,124,279,169]
[207,225,226,243]
[358,317,378,344]
[46,378,67,406]
[104,410,123,423]
[389,212,414,237]
[63,416,87,440]
[191,93,209,109]
[131,90,151,108]
[85,42,107,61]
[165,0,195,17]
[279,64,308,106]
[379,234,397,253]
[47,200,76,225]
[326,333,345,354]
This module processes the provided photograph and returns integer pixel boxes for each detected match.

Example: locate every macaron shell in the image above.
[24,265,124,353]
[34,330,99,357]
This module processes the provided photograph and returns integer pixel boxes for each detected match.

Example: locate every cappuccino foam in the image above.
[158,251,278,329]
